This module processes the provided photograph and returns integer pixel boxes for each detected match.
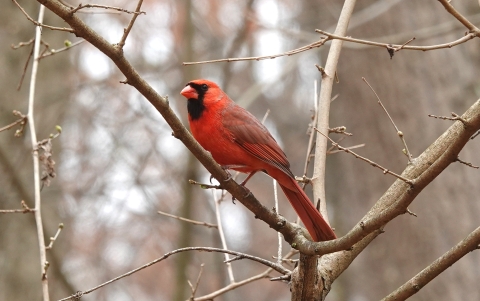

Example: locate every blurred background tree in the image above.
[1,0,479,300]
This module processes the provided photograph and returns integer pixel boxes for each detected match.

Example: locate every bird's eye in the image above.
[201,84,208,91]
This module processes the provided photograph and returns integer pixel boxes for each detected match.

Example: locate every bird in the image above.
[180,79,336,242]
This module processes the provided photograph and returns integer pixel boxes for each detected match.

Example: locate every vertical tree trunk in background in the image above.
[174,1,199,300]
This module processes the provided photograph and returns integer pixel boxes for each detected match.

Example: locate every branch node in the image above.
[329,126,352,136]
[315,64,327,78]
[387,44,395,59]
[42,261,50,280]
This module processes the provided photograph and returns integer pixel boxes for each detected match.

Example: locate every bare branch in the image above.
[27,5,50,300]
[57,247,290,301]
[327,143,365,155]
[118,0,144,48]
[11,38,34,49]
[188,179,222,190]
[428,112,468,124]
[157,210,218,229]
[382,226,480,301]
[183,38,328,65]
[45,223,64,250]
[214,191,235,283]
[69,3,145,15]
[12,0,74,32]
[0,200,35,214]
[302,81,319,178]
[315,128,414,185]
[328,126,352,136]
[363,77,413,162]
[194,270,270,301]
[456,157,479,169]
[273,180,283,265]
[437,0,480,34]
[39,40,85,60]
[193,250,296,301]
[0,111,27,135]
[315,29,477,52]
[187,263,204,300]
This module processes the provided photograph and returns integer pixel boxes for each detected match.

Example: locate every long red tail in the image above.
[279,178,336,242]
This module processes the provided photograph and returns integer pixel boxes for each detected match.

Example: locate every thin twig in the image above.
[39,40,85,60]
[405,208,417,217]
[57,247,290,301]
[0,200,35,214]
[269,274,291,282]
[12,0,74,32]
[0,111,27,134]
[456,157,479,169]
[328,126,353,136]
[117,0,144,48]
[188,263,204,300]
[314,128,414,185]
[273,179,283,266]
[193,250,296,301]
[11,38,35,49]
[183,38,328,65]
[69,3,145,15]
[28,5,50,301]
[428,112,468,125]
[303,81,319,178]
[315,29,477,52]
[157,210,218,229]
[213,190,235,283]
[261,109,270,124]
[327,143,365,155]
[45,223,64,250]
[16,42,34,90]
[363,77,413,162]
[188,179,222,190]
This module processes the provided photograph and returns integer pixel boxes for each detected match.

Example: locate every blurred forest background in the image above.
[1,0,480,300]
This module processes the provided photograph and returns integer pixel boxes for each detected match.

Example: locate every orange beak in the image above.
[180,85,198,99]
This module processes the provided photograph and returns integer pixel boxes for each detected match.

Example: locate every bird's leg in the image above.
[240,171,257,186]
[216,167,257,204]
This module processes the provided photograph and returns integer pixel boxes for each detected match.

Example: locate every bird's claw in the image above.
[220,166,233,182]
[231,186,251,204]
[209,166,232,184]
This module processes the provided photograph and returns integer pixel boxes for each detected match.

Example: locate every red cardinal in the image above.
[180,79,336,241]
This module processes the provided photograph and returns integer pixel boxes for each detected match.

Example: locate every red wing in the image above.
[222,104,294,178]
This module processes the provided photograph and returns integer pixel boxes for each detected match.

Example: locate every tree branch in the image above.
[316,29,477,52]
[437,0,480,34]
[57,247,290,301]
[382,226,480,301]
